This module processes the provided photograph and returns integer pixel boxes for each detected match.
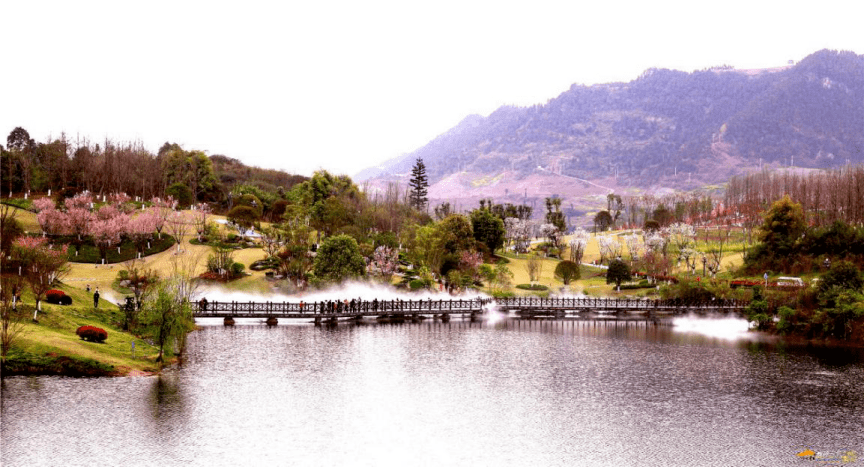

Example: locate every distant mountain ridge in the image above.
[358,50,863,212]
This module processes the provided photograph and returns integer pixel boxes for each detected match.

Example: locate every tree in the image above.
[369,245,399,283]
[166,182,194,209]
[1,274,27,372]
[606,259,632,289]
[140,276,195,364]
[539,223,563,255]
[408,158,428,211]
[545,197,566,232]
[434,202,452,220]
[227,206,259,236]
[568,228,589,264]
[505,217,532,254]
[437,214,475,255]
[190,203,212,242]
[312,234,366,283]
[12,237,69,318]
[818,260,863,297]
[276,205,314,288]
[91,215,127,263]
[554,260,581,285]
[758,195,806,259]
[166,211,192,253]
[7,127,34,194]
[594,210,613,232]
[1,205,25,263]
[471,208,505,255]
[127,210,159,257]
[525,254,543,283]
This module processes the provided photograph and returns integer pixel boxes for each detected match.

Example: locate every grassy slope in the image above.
[8,207,760,376]
[5,285,162,376]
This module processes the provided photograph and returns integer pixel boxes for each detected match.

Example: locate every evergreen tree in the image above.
[409,158,428,211]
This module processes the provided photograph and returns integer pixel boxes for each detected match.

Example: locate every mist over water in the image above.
[198,281,489,304]
[671,314,754,340]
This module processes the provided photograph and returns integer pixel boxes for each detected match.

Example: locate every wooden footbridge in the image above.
[192,297,748,325]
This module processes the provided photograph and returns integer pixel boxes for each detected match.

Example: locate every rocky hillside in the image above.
[358,50,864,221]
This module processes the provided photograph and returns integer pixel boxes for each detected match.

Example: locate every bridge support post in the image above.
[314,316,322,326]
[266,317,278,326]
[441,313,450,322]
[223,317,235,326]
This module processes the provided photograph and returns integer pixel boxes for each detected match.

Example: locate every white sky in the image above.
[2,0,862,178]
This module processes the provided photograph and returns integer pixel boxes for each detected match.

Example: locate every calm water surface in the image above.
[3,316,863,466]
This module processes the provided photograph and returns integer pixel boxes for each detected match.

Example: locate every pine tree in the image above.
[409,158,428,211]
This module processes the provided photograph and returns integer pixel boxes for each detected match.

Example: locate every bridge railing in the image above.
[193,298,488,315]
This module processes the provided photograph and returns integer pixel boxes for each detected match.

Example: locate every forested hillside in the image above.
[359,50,863,192]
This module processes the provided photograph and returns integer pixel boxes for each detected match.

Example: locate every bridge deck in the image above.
[191,297,747,320]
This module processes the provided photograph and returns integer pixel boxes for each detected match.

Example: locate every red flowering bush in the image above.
[45,289,74,305]
[46,289,66,303]
[76,326,108,343]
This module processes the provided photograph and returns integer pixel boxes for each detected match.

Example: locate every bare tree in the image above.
[525,254,543,283]
[1,275,28,373]
[166,211,192,254]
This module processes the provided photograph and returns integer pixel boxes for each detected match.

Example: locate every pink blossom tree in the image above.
[96,204,120,221]
[91,215,127,263]
[12,237,69,317]
[127,210,159,257]
[32,197,55,213]
[64,192,93,211]
[66,207,94,242]
[36,208,69,237]
[190,203,212,242]
[150,197,176,239]
[369,245,399,282]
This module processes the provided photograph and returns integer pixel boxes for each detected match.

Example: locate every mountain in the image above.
[358,50,864,222]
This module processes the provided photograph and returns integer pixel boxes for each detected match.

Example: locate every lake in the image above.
[2,314,862,466]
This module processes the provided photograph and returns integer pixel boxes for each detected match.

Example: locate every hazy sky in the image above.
[2,0,862,178]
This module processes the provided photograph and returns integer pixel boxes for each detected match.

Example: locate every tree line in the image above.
[1,127,307,208]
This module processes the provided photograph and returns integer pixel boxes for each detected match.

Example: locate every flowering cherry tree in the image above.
[64,192,93,211]
[91,215,127,263]
[568,228,589,264]
[32,197,55,213]
[127,211,159,257]
[12,237,69,317]
[150,197,176,239]
[369,245,399,282]
[190,203,212,242]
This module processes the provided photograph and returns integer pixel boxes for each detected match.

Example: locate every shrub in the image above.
[231,262,245,276]
[516,284,549,291]
[59,295,73,305]
[45,289,67,304]
[76,326,108,343]
[409,279,426,290]
[554,260,581,284]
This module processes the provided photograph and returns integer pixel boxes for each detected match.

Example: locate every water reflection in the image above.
[3,317,863,467]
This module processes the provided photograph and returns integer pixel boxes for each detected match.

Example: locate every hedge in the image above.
[76,326,108,343]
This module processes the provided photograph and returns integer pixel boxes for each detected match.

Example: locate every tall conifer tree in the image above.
[409,158,428,211]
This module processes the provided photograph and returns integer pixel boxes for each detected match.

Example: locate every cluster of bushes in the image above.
[76,326,108,343]
[45,289,73,305]
[618,280,656,290]
[203,247,245,281]
[516,284,549,291]
[250,257,278,271]
[745,261,864,340]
